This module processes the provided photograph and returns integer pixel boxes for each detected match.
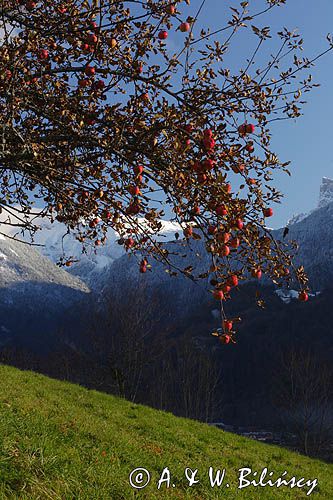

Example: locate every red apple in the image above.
[235,219,244,230]
[192,161,202,172]
[125,237,135,249]
[223,320,233,332]
[78,79,89,88]
[158,30,168,40]
[103,210,112,220]
[139,263,147,273]
[128,185,140,196]
[94,79,105,90]
[134,61,143,73]
[220,245,230,257]
[299,291,309,302]
[86,33,98,44]
[252,268,262,279]
[230,237,240,249]
[180,22,190,32]
[227,275,238,287]
[89,20,98,31]
[38,49,49,60]
[85,115,96,126]
[216,205,227,216]
[238,123,255,134]
[217,232,230,244]
[134,165,144,175]
[213,289,224,301]
[203,128,213,138]
[233,163,245,173]
[263,207,273,217]
[203,137,216,151]
[89,217,100,228]
[166,4,175,15]
[219,334,231,344]
[183,226,193,238]
[85,65,95,77]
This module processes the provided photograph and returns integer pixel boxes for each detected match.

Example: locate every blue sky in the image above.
[171,0,333,228]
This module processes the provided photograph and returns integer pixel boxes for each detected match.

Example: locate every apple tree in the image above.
[1,0,332,342]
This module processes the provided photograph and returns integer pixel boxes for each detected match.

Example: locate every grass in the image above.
[0,364,332,499]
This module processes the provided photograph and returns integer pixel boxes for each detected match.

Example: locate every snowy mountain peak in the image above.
[2,217,181,289]
[287,177,333,226]
[318,177,333,209]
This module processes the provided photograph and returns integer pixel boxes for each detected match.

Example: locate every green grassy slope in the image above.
[0,364,331,499]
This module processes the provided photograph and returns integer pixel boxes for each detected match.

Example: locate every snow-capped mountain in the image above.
[318,177,333,209]
[2,176,332,314]
[21,177,333,294]
[103,177,333,304]
[288,177,333,225]
[5,218,181,289]
[0,233,88,295]
[0,176,332,355]
[0,233,89,351]
[274,177,333,290]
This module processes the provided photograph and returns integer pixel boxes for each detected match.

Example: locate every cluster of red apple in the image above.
[213,274,239,302]
[126,165,144,216]
[211,318,237,345]
[76,65,106,93]
[158,21,190,41]
[238,122,256,153]
[206,219,243,258]
[81,21,100,53]
[117,165,146,253]
[220,319,234,344]
[157,4,190,41]
[183,127,218,186]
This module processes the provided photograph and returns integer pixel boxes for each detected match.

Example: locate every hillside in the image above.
[0,365,332,499]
